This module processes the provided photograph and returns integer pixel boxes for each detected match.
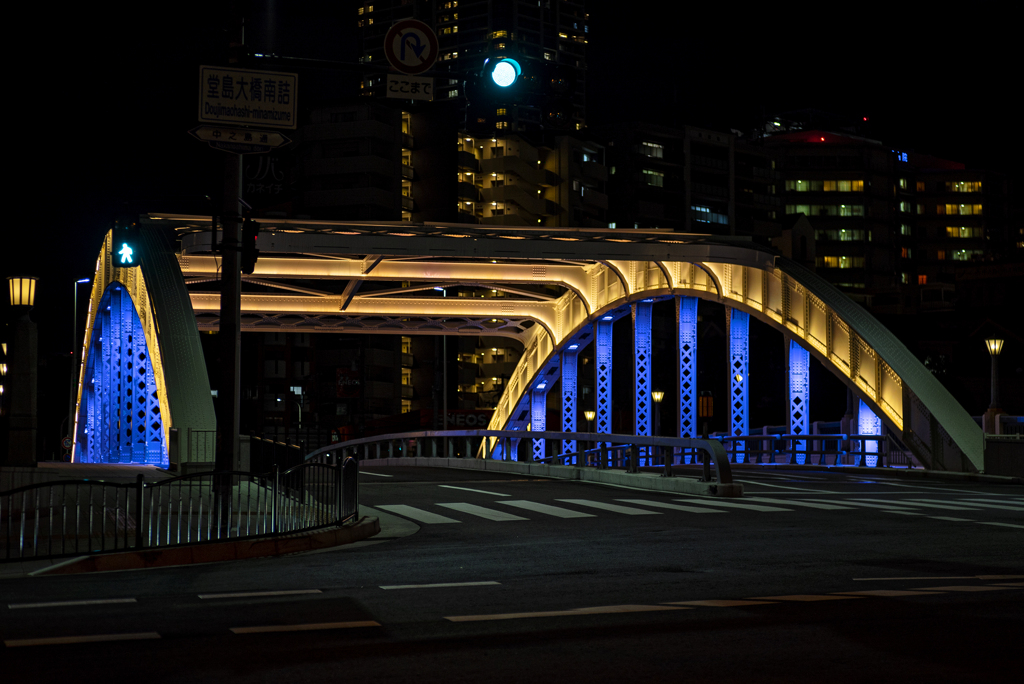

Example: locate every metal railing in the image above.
[1,458,359,562]
[719,434,914,467]
[306,430,733,485]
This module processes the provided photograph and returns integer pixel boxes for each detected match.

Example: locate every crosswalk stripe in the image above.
[436,503,528,521]
[978,521,1024,530]
[957,499,1024,509]
[850,498,983,512]
[497,500,596,518]
[918,499,1024,512]
[804,499,918,510]
[615,499,727,513]
[377,505,461,524]
[673,499,793,512]
[555,499,661,515]
[438,485,510,496]
[742,497,853,510]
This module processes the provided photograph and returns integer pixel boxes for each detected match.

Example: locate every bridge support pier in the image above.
[595,318,614,446]
[857,399,882,467]
[727,308,750,463]
[787,339,810,464]
[677,296,698,464]
[633,301,653,464]
[561,347,579,462]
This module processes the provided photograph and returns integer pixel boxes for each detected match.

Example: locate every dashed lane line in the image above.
[380,581,501,590]
[376,505,461,524]
[436,503,528,521]
[8,598,137,610]
[198,590,322,600]
[5,632,160,647]
[230,621,380,634]
[445,604,688,622]
[438,485,510,496]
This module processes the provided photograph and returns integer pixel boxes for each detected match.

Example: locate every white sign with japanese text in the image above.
[199,66,298,130]
[386,74,434,101]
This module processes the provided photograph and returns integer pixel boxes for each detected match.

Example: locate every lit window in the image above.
[951,249,984,261]
[918,275,928,285]
[916,181,925,192]
[899,178,907,189]
[901,247,912,259]
[640,142,664,158]
[942,204,983,215]
[496,108,506,115]
[901,224,912,236]
[816,256,865,269]
[495,122,508,129]
[946,181,982,193]
[936,250,946,260]
[946,226,983,238]
[642,169,664,187]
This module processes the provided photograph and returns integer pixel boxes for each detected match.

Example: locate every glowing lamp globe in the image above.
[489,58,521,87]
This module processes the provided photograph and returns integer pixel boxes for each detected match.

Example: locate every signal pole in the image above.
[216,153,243,473]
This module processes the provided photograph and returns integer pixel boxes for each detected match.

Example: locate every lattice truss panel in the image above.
[788,340,810,464]
[594,319,614,445]
[858,399,883,467]
[561,348,579,458]
[77,283,166,465]
[728,308,750,462]
[633,302,653,460]
[678,297,698,463]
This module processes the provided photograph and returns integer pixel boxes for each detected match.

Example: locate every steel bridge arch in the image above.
[74,229,216,466]
[486,256,983,473]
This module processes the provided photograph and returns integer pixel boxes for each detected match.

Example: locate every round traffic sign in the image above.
[384,19,439,75]
[62,436,73,450]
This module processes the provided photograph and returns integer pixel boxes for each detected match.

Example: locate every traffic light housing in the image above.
[466,55,578,133]
[112,220,142,268]
[241,219,259,274]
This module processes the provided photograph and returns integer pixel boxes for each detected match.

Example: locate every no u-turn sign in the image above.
[384,19,439,75]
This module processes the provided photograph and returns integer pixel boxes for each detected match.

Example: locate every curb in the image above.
[729,463,1023,485]
[359,457,743,497]
[32,517,381,576]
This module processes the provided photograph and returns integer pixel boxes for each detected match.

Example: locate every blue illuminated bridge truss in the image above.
[75,216,986,475]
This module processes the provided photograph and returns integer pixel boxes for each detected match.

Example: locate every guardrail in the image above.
[305,430,733,486]
[1,458,359,563]
[719,434,911,467]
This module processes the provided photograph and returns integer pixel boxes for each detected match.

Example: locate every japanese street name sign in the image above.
[199,66,298,130]
[386,74,434,101]
[189,126,292,154]
[384,19,439,75]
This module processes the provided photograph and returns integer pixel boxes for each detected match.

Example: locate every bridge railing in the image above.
[304,430,733,486]
[0,458,359,563]
[720,434,911,467]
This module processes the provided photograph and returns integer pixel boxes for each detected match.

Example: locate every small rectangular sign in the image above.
[199,66,298,130]
[386,74,433,101]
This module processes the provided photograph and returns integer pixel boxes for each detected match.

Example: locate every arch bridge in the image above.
[72,215,984,474]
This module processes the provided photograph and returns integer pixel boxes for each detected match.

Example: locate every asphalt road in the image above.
[1,466,1021,683]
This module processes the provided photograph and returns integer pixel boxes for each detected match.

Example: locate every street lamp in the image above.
[67,278,91,453]
[7,275,39,466]
[984,338,1005,435]
[584,409,596,466]
[652,390,667,475]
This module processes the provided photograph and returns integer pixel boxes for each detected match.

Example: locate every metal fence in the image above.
[719,434,916,467]
[1,458,359,563]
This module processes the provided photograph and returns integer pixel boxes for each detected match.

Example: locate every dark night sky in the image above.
[4,2,1019,421]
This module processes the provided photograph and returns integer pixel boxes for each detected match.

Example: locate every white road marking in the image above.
[735,480,835,493]
[5,632,160,647]
[673,499,792,512]
[849,498,983,512]
[957,499,1024,510]
[748,594,862,602]
[436,503,528,521]
[912,585,1010,592]
[231,621,380,634]
[198,590,322,600]
[497,500,596,518]
[8,598,137,610]
[615,499,727,513]
[886,511,924,516]
[927,516,974,522]
[833,590,944,597]
[978,521,1024,530]
[555,499,661,515]
[804,499,917,510]
[380,581,501,590]
[742,497,853,510]
[446,604,688,622]
[359,471,393,477]
[377,505,461,524]
[438,485,510,496]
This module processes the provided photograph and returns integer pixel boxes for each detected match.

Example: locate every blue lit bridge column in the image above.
[788,339,810,464]
[595,317,614,446]
[633,301,653,464]
[678,296,698,463]
[727,308,749,463]
[530,358,557,460]
[561,346,580,462]
[857,399,882,467]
